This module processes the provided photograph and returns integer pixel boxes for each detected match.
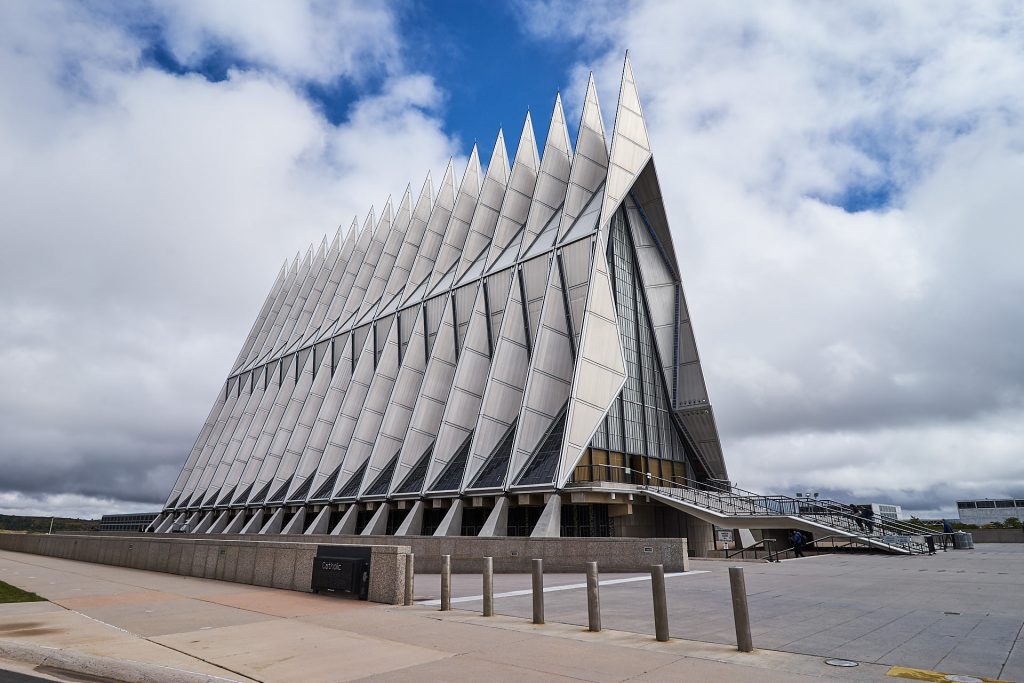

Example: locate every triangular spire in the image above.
[456,130,511,278]
[486,112,541,269]
[403,160,456,302]
[425,148,482,293]
[599,54,653,231]
[558,72,609,242]
[461,145,483,200]
[519,93,572,256]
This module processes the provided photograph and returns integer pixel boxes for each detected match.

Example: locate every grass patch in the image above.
[0,579,45,603]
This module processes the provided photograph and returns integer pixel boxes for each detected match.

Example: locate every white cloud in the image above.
[520,1,1024,509]
[152,0,401,84]
[0,1,460,513]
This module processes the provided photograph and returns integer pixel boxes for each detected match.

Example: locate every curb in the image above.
[0,639,248,683]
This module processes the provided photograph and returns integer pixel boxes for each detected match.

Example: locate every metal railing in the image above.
[570,464,930,554]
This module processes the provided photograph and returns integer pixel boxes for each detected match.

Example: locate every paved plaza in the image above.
[420,544,1024,680]
[0,545,1022,682]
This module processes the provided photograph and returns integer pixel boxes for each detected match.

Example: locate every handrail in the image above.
[766,534,879,562]
[570,463,931,554]
[725,538,773,559]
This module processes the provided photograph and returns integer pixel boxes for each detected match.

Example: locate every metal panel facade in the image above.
[160,56,729,534]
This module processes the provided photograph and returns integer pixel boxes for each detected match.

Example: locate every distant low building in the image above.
[957,498,1024,525]
[854,503,903,520]
[99,512,160,532]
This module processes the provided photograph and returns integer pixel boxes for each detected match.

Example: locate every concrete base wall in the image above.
[0,534,410,605]
[963,528,1024,543]
[39,531,696,571]
[206,533,689,572]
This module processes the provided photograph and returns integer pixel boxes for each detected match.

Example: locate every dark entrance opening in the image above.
[560,504,612,537]
[461,506,490,536]
[354,509,374,534]
[386,506,410,535]
[507,505,542,536]
[422,507,447,536]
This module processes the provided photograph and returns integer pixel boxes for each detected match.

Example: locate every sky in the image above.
[1,1,1022,520]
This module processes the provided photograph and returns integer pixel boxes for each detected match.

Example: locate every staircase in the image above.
[568,465,935,555]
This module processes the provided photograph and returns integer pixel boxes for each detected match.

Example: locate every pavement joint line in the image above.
[416,570,710,606]
[999,618,1024,680]
[0,638,252,683]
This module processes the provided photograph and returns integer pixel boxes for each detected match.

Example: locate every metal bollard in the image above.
[532,558,544,624]
[482,556,494,617]
[440,554,451,611]
[404,553,415,606]
[586,561,601,632]
[729,566,753,652]
[651,564,669,642]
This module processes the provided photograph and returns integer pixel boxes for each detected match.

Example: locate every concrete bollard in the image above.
[729,566,753,652]
[651,564,669,642]
[482,556,494,617]
[440,554,451,611]
[404,553,415,606]
[532,558,544,624]
[586,561,601,632]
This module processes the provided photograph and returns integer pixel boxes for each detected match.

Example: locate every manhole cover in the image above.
[944,676,982,683]
[824,659,859,667]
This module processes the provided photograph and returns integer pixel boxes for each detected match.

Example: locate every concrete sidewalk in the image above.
[0,549,904,683]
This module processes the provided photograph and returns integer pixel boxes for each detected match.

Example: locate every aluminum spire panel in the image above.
[256,345,323,505]
[321,320,387,498]
[313,211,375,342]
[486,113,540,270]
[298,225,356,345]
[386,286,469,496]
[425,268,512,491]
[382,174,433,306]
[227,365,288,505]
[456,131,510,279]
[246,251,311,369]
[230,262,288,374]
[404,162,456,303]
[163,388,227,507]
[558,73,609,243]
[211,366,272,505]
[265,246,318,359]
[336,313,402,498]
[519,94,572,257]
[599,54,652,232]
[279,238,333,355]
[359,187,412,320]
[192,369,264,505]
[337,204,391,331]
[362,295,449,498]
[506,256,576,488]
[288,331,354,499]
[242,354,304,504]
[239,255,299,371]
[425,148,483,293]
[556,243,627,488]
[462,262,538,491]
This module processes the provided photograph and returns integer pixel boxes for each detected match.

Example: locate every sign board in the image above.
[716,529,734,543]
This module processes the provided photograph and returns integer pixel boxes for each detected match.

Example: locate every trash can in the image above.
[962,532,974,549]
[952,532,971,550]
[311,545,370,599]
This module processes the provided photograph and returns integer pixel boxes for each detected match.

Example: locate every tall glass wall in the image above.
[589,208,691,482]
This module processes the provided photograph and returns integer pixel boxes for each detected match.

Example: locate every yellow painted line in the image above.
[886,664,1011,683]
